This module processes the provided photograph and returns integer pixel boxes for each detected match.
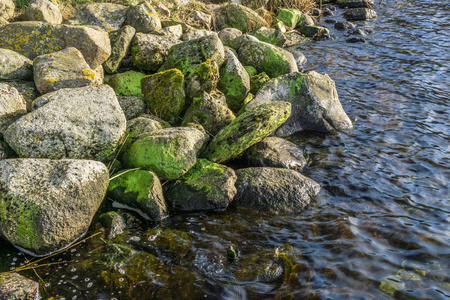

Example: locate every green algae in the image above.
[276,8,302,28]
[108,70,145,98]
[250,72,271,94]
[244,65,257,77]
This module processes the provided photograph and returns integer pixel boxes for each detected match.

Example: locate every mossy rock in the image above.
[299,25,330,38]
[250,72,271,94]
[141,69,185,125]
[100,211,126,239]
[104,25,136,74]
[244,65,257,77]
[186,59,220,100]
[202,101,291,163]
[218,3,268,33]
[249,27,286,47]
[276,8,302,28]
[122,115,166,150]
[107,169,167,221]
[108,70,145,98]
[165,159,237,212]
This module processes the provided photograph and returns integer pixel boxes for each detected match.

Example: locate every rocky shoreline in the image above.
[0,0,376,296]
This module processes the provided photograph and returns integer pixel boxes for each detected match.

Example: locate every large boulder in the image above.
[234,167,320,213]
[238,40,298,78]
[122,115,166,149]
[203,101,291,163]
[216,4,268,33]
[127,1,161,33]
[107,169,167,221]
[68,3,128,31]
[117,95,146,120]
[104,25,136,74]
[33,47,97,94]
[5,85,126,161]
[0,83,27,138]
[343,8,377,21]
[23,0,62,24]
[0,49,33,80]
[0,0,15,20]
[131,33,181,72]
[122,127,208,180]
[249,27,286,47]
[276,8,311,29]
[0,158,109,256]
[0,22,111,69]
[247,72,353,135]
[108,70,145,98]
[185,59,219,99]
[166,159,237,212]
[337,0,374,8]
[0,273,39,300]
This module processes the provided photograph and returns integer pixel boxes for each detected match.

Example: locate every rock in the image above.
[250,27,286,47]
[0,144,6,160]
[203,101,291,163]
[162,34,225,77]
[181,29,216,41]
[244,65,257,77]
[238,40,298,78]
[379,276,405,297]
[0,273,39,300]
[122,127,208,180]
[161,19,192,33]
[244,137,307,170]
[182,90,235,135]
[33,47,97,94]
[247,72,353,135]
[0,22,111,69]
[141,69,185,125]
[273,20,287,33]
[311,8,321,16]
[217,4,268,33]
[23,0,62,24]
[0,17,8,26]
[93,64,104,86]
[217,49,250,111]
[218,28,242,47]
[347,37,366,43]
[343,8,377,21]
[186,60,219,99]
[299,25,330,38]
[7,85,126,161]
[131,32,181,72]
[234,167,320,213]
[108,169,167,221]
[190,11,212,29]
[117,95,146,120]
[122,115,165,149]
[228,34,259,51]
[0,158,109,256]
[334,21,356,30]
[158,24,183,39]
[276,8,302,28]
[155,2,170,17]
[286,47,307,67]
[322,8,334,16]
[104,25,136,74]
[0,83,27,138]
[0,49,33,80]
[337,0,374,8]
[324,19,337,24]
[0,0,14,20]
[5,81,39,112]
[284,31,310,47]
[69,3,127,31]
[250,72,271,94]
[108,70,145,98]
[127,1,161,33]
[166,159,237,212]
[100,211,126,239]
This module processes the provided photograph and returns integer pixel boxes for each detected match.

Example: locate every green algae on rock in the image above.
[165,158,237,212]
[299,25,330,38]
[107,169,167,221]
[250,72,271,94]
[216,3,268,33]
[108,70,145,99]
[202,101,291,164]
[276,8,302,28]
[186,60,220,99]
[249,27,286,47]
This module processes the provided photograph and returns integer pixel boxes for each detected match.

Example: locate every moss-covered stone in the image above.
[244,65,257,77]
[249,27,286,47]
[165,159,237,212]
[100,211,126,239]
[122,116,165,150]
[250,72,271,94]
[107,169,167,221]
[108,70,145,98]
[276,8,302,28]
[141,69,185,125]
[202,101,291,163]
[217,4,268,33]
[186,59,220,100]
[104,25,136,74]
[299,25,330,38]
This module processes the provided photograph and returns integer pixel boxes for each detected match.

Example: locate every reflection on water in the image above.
[1,0,449,299]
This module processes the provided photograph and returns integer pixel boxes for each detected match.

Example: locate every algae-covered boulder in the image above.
[0,49,33,80]
[24,0,62,24]
[276,8,302,28]
[244,137,307,170]
[299,25,330,38]
[124,115,166,145]
[343,8,377,21]
[131,33,181,72]
[161,34,225,76]
[141,69,185,124]
[108,169,167,221]
[217,49,250,112]
[186,60,219,99]
[234,167,320,213]
[166,159,237,212]
[0,158,109,256]
[117,95,146,120]
[238,40,298,78]
[0,22,111,69]
[216,4,268,33]
[99,211,126,239]
[182,90,235,136]
[337,0,374,8]
[6,85,126,161]
[122,127,208,180]
[127,1,161,33]
[228,33,259,51]
[108,70,145,98]
[250,72,271,95]
[250,27,286,47]
[104,25,136,74]
[247,71,353,135]
[203,101,291,163]
[0,83,27,138]
[33,47,97,94]
[0,0,14,20]
[68,3,128,31]
[0,273,39,300]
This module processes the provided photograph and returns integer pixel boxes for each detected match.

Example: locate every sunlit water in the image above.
[1,0,449,299]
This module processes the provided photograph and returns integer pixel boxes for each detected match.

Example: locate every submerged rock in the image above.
[0,49,33,80]
[166,159,237,212]
[337,0,374,8]
[344,8,377,21]
[100,211,126,239]
[0,83,27,138]
[0,273,39,300]
[234,167,320,213]
[0,158,109,256]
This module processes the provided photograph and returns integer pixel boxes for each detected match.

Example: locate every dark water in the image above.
[1,0,449,299]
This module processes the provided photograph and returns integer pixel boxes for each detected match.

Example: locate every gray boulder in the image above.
[127,1,161,33]
[117,95,146,120]
[218,27,242,47]
[6,85,126,161]
[0,83,27,138]
[337,0,374,8]
[0,0,14,20]
[122,115,166,149]
[33,47,97,94]
[158,24,183,39]
[24,0,62,24]
[234,167,320,213]
[228,34,259,50]
[181,29,216,41]
[247,71,353,135]
[104,25,136,74]
[216,4,268,33]
[344,8,377,21]
[244,137,307,170]
[0,49,33,80]
[69,3,128,31]
[0,273,39,300]
[0,158,109,256]
[4,81,40,112]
